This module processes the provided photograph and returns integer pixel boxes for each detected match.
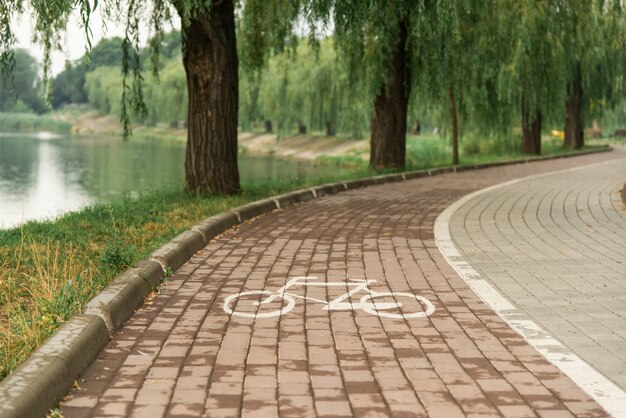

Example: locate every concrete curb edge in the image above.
[0,315,109,418]
[0,145,612,417]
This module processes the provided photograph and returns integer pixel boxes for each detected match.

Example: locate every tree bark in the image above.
[326,121,336,137]
[370,21,410,169]
[181,1,240,195]
[449,87,459,165]
[564,61,584,149]
[522,104,542,155]
[245,81,260,131]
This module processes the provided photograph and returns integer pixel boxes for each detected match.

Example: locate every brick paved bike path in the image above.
[62,150,622,418]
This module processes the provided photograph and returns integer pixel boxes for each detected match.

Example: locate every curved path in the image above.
[62,150,624,418]
[444,155,626,392]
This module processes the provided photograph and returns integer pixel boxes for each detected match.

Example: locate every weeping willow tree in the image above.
[313,0,507,168]
[410,1,494,166]
[143,58,188,127]
[239,40,371,139]
[561,0,625,149]
[503,0,569,155]
[489,0,625,155]
[0,0,303,195]
[317,2,419,169]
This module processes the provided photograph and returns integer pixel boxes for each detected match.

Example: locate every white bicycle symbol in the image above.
[223,276,435,319]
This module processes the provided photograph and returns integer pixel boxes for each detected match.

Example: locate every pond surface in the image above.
[0,133,345,229]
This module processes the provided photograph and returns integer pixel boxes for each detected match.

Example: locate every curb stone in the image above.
[191,212,239,242]
[342,178,376,190]
[372,173,404,184]
[231,199,278,222]
[0,315,108,418]
[429,167,454,176]
[311,182,346,197]
[404,170,429,180]
[271,190,316,209]
[85,260,164,332]
[0,145,612,418]
[150,230,206,272]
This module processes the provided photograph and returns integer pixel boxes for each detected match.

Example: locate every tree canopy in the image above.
[0,48,45,113]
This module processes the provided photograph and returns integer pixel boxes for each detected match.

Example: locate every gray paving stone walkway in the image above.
[60,149,623,418]
[448,151,626,390]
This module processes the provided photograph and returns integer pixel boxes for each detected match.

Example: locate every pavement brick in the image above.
[61,149,623,417]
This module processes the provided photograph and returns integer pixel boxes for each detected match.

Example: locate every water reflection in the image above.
[0,136,91,227]
[0,134,38,193]
[0,134,343,228]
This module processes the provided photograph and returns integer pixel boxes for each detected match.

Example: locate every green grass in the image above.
[405,134,453,169]
[317,132,611,170]
[0,134,610,380]
[0,113,72,134]
[587,135,626,147]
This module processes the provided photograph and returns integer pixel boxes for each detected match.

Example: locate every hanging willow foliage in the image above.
[0,0,303,135]
[1,0,624,164]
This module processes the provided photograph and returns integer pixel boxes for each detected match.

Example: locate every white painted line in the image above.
[434,157,626,418]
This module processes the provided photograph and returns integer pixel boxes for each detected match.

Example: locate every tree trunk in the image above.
[326,121,336,137]
[246,81,260,131]
[449,87,459,165]
[298,122,307,134]
[522,104,542,155]
[564,62,584,149]
[370,21,410,169]
[410,120,421,135]
[181,1,239,195]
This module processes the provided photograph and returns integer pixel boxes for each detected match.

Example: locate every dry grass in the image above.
[0,232,101,376]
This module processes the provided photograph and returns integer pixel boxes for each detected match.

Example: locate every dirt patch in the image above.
[239,133,369,161]
[69,112,124,136]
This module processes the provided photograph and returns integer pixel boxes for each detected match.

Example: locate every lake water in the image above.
[0,133,344,229]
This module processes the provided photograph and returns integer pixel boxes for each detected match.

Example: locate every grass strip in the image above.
[0,113,72,134]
